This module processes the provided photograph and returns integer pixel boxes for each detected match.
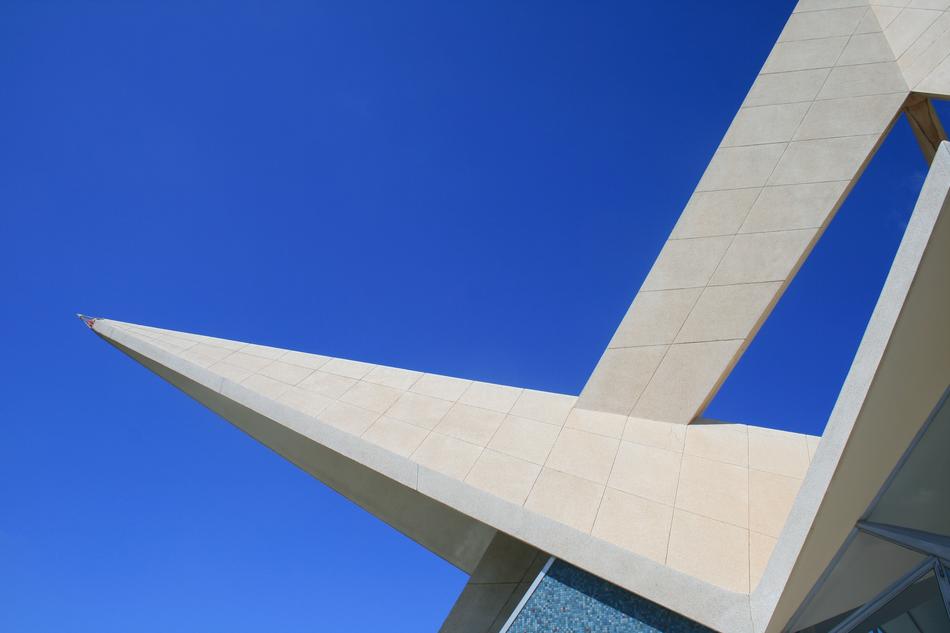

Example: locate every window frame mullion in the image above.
[828,557,936,633]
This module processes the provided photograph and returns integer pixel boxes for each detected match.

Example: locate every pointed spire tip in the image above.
[77,313,97,329]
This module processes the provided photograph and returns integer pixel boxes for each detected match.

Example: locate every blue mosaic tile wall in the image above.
[506,560,715,633]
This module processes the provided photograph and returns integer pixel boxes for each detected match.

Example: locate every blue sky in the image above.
[1,1,945,631]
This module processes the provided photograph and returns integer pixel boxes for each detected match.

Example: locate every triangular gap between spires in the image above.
[700,111,935,438]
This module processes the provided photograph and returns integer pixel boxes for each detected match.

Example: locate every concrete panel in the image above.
[607,441,681,505]
[258,359,313,385]
[564,408,627,439]
[870,5,902,31]
[592,488,673,564]
[362,416,429,457]
[633,340,743,424]
[412,373,472,401]
[684,421,750,468]
[917,53,950,95]
[710,229,816,286]
[884,8,943,56]
[739,181,849,233]
[218,349,272,372]
[435,403,506,446]
[722,103,811,147]
[459,382,523,414]
[387,391,454,430]
[817,62,908,99]
[545,428,620,485]
[670,188,762,239]
[667,510,750,594]
[762,37,850,73]
[675,454,750,529]
[779,7,868,41]
[793,93,905,140]
[696,145,787,191]
[276,386,333,417]
[508,390,575,426]
[640,236,733,291]
[794,0,868,12]
[749,470,804,538]
[465,450,540,506]
[412,432,482,479]
[298,370,356,398]
[748,426,811,479]
[240,343,286,360]
[488,415,560,465]
[319,400,380,435]
[524,469,603,533]
[744,68,829,108]
[241,373,290,399]
[623,416,688,452]
[363,364,422,390]
[576,345,667,415]
[750,533,778,592]
[339,380,402,413]
[898,10,950,88]
[322,357,375,379]
[837,32,897,65]
[608,288,702,348]
[675,282,782,344]
[769,135,881,185]
[278,348,330,369]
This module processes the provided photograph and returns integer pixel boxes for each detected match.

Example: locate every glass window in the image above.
[849,572,950,633]
[790,391,950,633]
[793,533,927,632]
[869,394,950,538]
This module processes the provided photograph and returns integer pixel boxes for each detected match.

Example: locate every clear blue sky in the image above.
[1,1,944,631]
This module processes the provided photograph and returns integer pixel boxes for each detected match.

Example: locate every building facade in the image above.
[83,2,950,631]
